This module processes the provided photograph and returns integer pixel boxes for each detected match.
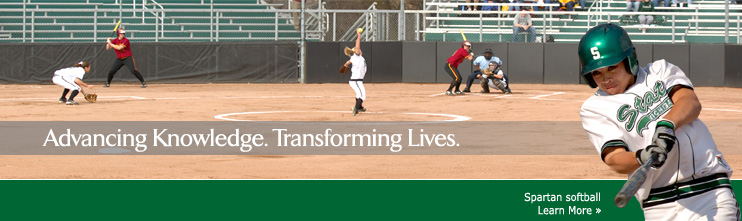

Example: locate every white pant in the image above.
[349,80,365,100]
[52,75,80,91]
[643,188,740,220]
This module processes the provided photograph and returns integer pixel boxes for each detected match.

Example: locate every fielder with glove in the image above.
[342,28,367,116]
[51,61,95,105]
[578,24,737,219]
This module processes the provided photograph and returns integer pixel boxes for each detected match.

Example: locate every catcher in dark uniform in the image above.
[479,61,511,94]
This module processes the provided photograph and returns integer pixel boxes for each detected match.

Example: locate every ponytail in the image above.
[73,61,90,68]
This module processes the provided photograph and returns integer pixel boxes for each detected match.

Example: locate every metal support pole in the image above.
[210,0,213,42]
[119,1,123,21]
[216,12,219,41]
[300,0,306,83]
[275,11,279,41]
[415,12,419,41]
[31,11,34,42]
[725,0,730,43]
[399,0,405,41]
[23,0,26,42]
[672,15,675,43]
[94,5,98,42]
[332,12,336,41]
[479,13,483,41]
[155,10,159,42]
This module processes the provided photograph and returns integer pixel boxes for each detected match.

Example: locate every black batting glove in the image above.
[653,119,676,153]
[636,145,667,168]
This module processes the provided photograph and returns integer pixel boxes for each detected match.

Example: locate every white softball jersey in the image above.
[580,60,733,207]
[52,67,86,91]
[349,54,366,80]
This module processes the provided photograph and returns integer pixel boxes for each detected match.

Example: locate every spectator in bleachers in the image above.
[466,0,481,11]
[558,0,577,11]
[508,0,527,12]
[512,7,536,42]
[579,0,588,9]
[626,0,640,12]
[482,0,499,12]
[664,0,691,7]
[533,0,550,11]
[638,0,655,33]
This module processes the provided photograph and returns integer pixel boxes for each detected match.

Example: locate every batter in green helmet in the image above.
[578,23,739,219]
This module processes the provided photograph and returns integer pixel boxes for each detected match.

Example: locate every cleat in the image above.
[455,90,465,95]
[359,107,366,112]
[505,88,512,94]
[445,91,454,96]
[58,98,67,104]
[66,100,79,105]
[104,82,110,87]
[462,88,471,93]
[141,82,147,88]
[352,107,359,116]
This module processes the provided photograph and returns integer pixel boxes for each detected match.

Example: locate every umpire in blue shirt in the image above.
[463,48,502,93]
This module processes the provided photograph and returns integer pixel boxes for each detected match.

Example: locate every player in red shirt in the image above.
[105,28,147,88]
[444,41,474,96]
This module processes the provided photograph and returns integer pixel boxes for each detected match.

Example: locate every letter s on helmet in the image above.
[578,23,638,88]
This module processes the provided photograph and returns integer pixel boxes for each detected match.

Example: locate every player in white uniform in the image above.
[342,28,367,116]
[51,61,94,105]
[578,24,739,220]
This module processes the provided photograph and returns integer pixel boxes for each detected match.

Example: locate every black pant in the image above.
[466,70,482,89]
[443,63,463,92]
[107,56,145,84]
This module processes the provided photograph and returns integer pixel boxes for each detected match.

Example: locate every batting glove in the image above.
[636,145,667,168]
[652,119,676,153]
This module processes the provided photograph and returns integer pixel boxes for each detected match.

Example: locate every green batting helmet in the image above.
[578,23,638,88]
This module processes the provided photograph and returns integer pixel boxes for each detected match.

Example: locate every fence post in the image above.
[300,0,306,83]
[22,0,26,42]
[415,12,419,41]
[672,14,675,44]
[94,5,98,42]
[725,0,729,43]
[210,0,214,42]
[31,11,34,43]
[332,12,336,41]
[399,0,405,41]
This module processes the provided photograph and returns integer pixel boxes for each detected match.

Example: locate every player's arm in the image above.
[343,60,351,68]
[74,78,94,89]
[354,31,362,56]
[106,38,113,50]
[662,86,701,129]
[603,146,641,174]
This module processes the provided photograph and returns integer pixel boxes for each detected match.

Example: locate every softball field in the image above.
[0,83,740,179]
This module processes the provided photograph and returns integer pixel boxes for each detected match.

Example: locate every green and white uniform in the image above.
[580,60,738,219]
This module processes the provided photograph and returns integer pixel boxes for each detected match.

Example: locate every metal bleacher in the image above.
[0,0,316,42]
[422,0,742,44]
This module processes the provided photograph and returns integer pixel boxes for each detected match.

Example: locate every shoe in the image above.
[505,88,512,94]
[359,107,367,112]
[141,82,147,88]
[352,107,359,116]
[58,97,66,104]
[455,90,465,95]
[445,91,454,96]
[480,90,490,93]
[66,100,79,105]
[104,82,110,87]
[462,88,471,93]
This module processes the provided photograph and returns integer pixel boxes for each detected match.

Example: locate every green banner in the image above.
[0,180,739,220]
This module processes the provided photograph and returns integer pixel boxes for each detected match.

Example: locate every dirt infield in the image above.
[0,83,740,179]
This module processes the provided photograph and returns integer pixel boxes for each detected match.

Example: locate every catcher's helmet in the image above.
[578,23,638,88]
[461,41,471,48]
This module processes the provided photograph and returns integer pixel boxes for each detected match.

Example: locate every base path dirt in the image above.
[0,83,739,179]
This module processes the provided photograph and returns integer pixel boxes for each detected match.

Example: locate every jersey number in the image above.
[591,47,600,60]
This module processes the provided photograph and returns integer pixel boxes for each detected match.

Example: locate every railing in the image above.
[1,1,741,43]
